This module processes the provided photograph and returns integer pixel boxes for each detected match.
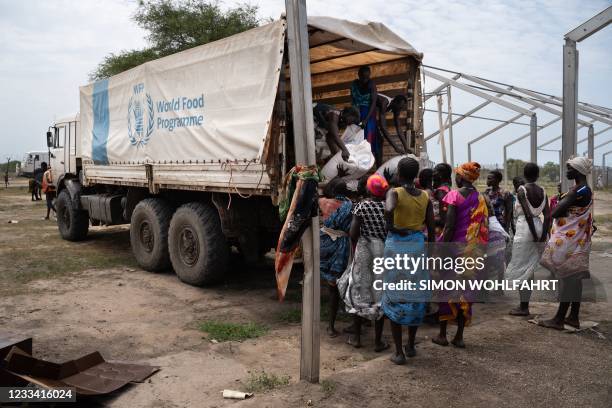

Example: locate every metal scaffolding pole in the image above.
[604,150,612,186]
[501,117,561,187]
[436,94,448,163]
[561,6,612,189]
[587,126,595,186]
[421,64,610,171]
[426,89,509,142]
[424,74,460,102]
[447,86,454,167]
[512,86,612,127]
[562,38,579,191]
[424,70,535,117]
[467,110,532,161]
[538,119,595,149]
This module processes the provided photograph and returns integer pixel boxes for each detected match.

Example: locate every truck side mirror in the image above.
[46,131,53,148]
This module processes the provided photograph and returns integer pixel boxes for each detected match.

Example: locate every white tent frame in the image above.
[421,65,611,187]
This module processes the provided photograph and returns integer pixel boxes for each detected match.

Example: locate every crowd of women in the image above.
[318,155,595,365]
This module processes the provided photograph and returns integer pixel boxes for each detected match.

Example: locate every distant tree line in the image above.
[1,160,20,174]
[498,159,560,182]
[90,0,261,81]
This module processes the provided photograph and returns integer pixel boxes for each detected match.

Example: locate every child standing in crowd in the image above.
[540,157,594,330]
[505,163,550,316]
[382,157,435,365]
[484,170,511,284]
[319,177,353,338]
[432,163,453,238]
[485,170,513,233]
[337,174,390,351]
[433,162,488,349]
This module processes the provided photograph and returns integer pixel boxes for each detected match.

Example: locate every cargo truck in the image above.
[46,16,424,286]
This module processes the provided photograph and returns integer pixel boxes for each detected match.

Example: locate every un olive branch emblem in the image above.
[128,93,155,147]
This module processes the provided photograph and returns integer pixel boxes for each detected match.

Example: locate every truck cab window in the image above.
[54,126,65,148]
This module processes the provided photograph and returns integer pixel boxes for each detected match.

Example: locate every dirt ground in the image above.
[1,178,611,408]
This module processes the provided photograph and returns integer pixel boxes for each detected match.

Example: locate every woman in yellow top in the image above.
[382,157,435,365]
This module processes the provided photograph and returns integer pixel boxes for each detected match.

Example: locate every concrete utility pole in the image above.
[561,6,612,190]
[603,150,612,186]
[285,0,320,383]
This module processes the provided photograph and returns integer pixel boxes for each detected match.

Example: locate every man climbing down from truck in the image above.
[376,94,410,154]
[41,162,56,220]
[319,107,376,183]
[313,103,350,161]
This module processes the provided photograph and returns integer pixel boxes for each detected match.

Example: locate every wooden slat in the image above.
[311,58,413,87]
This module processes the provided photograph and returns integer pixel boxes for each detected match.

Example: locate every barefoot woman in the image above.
[382,157,435,364]
[433,162,489,348]
[540,157,594,330]
[337,174,390,351]
[505,163,550,316]
[319,177,353,337]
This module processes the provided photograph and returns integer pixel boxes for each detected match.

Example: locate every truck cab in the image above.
[20,151,50,177]
[46,113,81,184]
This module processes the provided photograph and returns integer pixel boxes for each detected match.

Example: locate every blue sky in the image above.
[0,0,610,166]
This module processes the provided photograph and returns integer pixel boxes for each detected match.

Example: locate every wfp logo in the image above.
[127,83,155,147]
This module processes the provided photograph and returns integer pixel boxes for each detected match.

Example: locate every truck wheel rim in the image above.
[140,221,154,253]
[178,227,199,266]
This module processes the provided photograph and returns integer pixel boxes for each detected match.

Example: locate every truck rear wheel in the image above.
[169,202,228,286]
[56,189,89,241]
[130,198,172,272]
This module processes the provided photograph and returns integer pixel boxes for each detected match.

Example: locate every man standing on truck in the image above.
[351,66,380,166]
[41,162,56,220]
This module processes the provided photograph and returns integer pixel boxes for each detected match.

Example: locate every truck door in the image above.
[67,121,77,174]
[50,125,66,178]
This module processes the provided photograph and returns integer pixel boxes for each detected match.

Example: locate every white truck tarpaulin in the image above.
[80,20,285,165]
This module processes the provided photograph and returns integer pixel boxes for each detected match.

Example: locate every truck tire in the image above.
[130,198,172,272]
[56,189,89,241]
[169,202,228,286]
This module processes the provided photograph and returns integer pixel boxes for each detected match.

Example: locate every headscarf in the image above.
[455,162,481,183]
[366,174,389,198]
[567,156,592,176]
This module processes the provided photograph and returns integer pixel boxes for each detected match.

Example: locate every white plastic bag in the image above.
[321,125,375,182]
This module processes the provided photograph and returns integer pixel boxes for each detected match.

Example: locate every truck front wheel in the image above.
[130,198,172,272]
[169,202,228,286]
[56,189,89,241]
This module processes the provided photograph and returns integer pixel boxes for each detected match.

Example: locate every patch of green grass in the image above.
[199,320,268,342]
[320,379,336,396]
[244,370,290,393]
[276,308,301,323]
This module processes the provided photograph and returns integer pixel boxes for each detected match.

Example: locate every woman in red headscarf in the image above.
[433,162,489,349]
[337,174,390,351]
